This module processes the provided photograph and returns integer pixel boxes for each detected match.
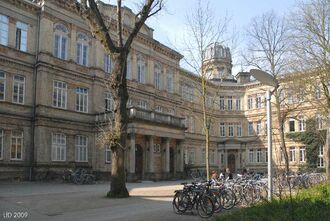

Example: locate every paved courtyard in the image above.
[0,180,221,221]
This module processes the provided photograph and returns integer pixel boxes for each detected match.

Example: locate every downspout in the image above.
[29,10,41,181]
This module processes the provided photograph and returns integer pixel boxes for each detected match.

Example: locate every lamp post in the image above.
[250,69,278,201]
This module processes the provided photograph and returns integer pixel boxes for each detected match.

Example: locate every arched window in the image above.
[137,54,145,84]
[76,32,89,66]
[53,23,68,60]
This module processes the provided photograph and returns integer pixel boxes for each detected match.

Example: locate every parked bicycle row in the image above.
[35,168,96,184]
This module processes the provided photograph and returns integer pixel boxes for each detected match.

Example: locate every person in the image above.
[210,170,220,186]
[226,168,233,180]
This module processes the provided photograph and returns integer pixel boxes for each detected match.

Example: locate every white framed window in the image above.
[104,54,112,74]
[105,145,112,163]
[11,131,23,160]
[153,144,161,153]
[0,14,9,46]
[299,147,305,162]
[256,94,262,108]
[76,87,88,113]
[248,96,253,110]
[137,55,145,84]
[248,122,254,136]
[75,135,88,162]
[76,33,89,66]
[256,120,262,135]
[236,97,241,111]
[316,114,323,129]
[289,118,295,132]
[15,21,28,52]
[318,145,324,168]
[126,99,132,108]
[126,53,131,80]
[188,150,195,164]
[219,96,225,110]
[53,80,67,109]
[256,149,262,163]
[13,75,25,104]
[0,129,3,160]
[166,69,174,93]
[289,147,295,162]
[236,123,242,137]
[54,23,68,60]
[249,149,254,163]
[298,115,305,131]
[220,122,225,137]
[52,133,66,161]
[137,100,147,109]
[182,84,194,102]
[155,106,163,113]
[0,71,5,101]
[154,63,161,90]
[227,96,233,111]
[228,123,234,137]
[167,108,175,115]
[105,92,114,112]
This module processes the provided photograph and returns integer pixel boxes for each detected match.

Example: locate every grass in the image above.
[216,181,330,221]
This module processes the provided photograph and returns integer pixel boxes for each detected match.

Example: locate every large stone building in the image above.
[0,0,327,181]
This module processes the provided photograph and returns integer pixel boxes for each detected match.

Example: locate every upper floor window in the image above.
[182,84,194,102]
[75,135,88,162]
[54,23,68,60]
[256,120,262,135]
[0,15,9,46]
[0,71,5,101]
[228,123,234,137]
[104,54,112,74]
[247,95,253,110]
[316,114,323,129]
[53,80,67,109]
[236,123,242,137]
[298,115,305,131]
[227,96,233,111]
[105,145,112,163]
[76,87,88,113]
[155,106,163,113]
[11,131,23,160]
[166,69,174,93]
[220,122,225,137]
[76,33,89,66]
[236,97,241,111]
[249,149,254,163]
[188,150,195,164]
[298,89,305,102]
[126,53,131,80]
[105,92,114,111]
[137,55,145,84]
[15,21,28,52]
[256,149,262,163]
[248,122,254,136]
[219,96,225,110]
[256,94,262,108]
[137,100,147,109]
[289,118,295,132]
[13,75,25,104]
[287,91,294,104]
[154,63,161,90]
[189,116,195,133]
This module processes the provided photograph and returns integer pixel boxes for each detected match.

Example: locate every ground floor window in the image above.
[75,135,88,162]
[11,131,23,160]
[52,133,66,161]
[256,149,262,163]
[188,150,195,164]
[105,145,111,163]
[249,149,254,163]
[318,145,324,168]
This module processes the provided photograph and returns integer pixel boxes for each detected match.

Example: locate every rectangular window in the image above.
[104,54,112,73]
[289,119,295,132]
[137,59,145,84]
[316,114,323,129]
[227,96,233,111]
[13,75,25,104]
[249,149,254,163]
[126,54,131,80]
[256,120,262,135]
[155,106,163,113]
[318,146,324,168]
[236,123,242,137]
[52,133,66,161]
[154,67,161,90]
[256,94,262,108]
[182,85,194,102]
[188,150,195,164]
[0,15,9,46]
[166,70,174,93]
[190,116,195,133]
[11,131,23,160]
[137,100,147,109]
[248,96,253,110]
[236,97,241,111]
[54,34,67,59]
[75,135,88,162]
[105,145,112,163]
[220,122,226,137]
[248,122,254,136]
[53,81,67,109]
[15,21,28,52]
[219,96,225,110]
[290,147,295,162]
[0,71,5,101]
[298,115,305,131]
[228,123,234,137]
[256,149,262,163]
[76,87,88,113]
[299,147,306,162]
[105,92,114,111]
[76,43,88,66]
[0,129,3,160]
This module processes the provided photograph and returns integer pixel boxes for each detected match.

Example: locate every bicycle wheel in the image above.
[172,191,190,214]
[197,195,214,218]
[209,190,222,213]
[220,189,236,210]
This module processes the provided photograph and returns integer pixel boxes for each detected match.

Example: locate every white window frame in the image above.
[227,96,233,111]
[51,133,66,161]
[105,145,112,163]
[256,120,262,135]
[104,54,112,74]
[248,122,254,136]
[155,106,163,113]
[299,146,306,163]
[53,23,68,60]
[248,96,253,110]
[137,55,145,84]
[249,149,254,163]
[298,115,305,131]
[154,63,161,90]
[0,14,9,46]
[53,80,67,109]
[76,87,88,113]
[219,96,225,110]
[228,123,234,137]
[76,33,89,66]
[0,71,5,101]
[236,123,242,137]
[13,75,25,104]
[137,100,147,109]
[126,53,131,80]
[236,97,241,111]
[256,149,262,163]
[75,135,88,162]
[256,94,262,108]
[220,122,226,137]
[289,147,295,162]
[105,92,114,112]
[316,114,323,129]
[318,145,324,168]
[11,131,23,160]
[166,69,174,93]
[15,21,28,52]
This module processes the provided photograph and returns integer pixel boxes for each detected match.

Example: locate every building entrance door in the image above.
[228,154,236,173]
[135,144,143,180]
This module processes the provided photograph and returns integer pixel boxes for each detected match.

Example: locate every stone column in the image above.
[129,133,135,173]
[165,138,170,173]
[149,136,154,173]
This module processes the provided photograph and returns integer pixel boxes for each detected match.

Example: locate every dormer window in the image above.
[76,33,89,66]
[54,23,68,60]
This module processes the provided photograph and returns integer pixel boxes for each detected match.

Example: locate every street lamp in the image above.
[250,69,279,201]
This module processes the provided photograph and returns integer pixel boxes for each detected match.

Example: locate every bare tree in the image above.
[244,11,292,173]
[182,0,230,179]
[68,0,164,198]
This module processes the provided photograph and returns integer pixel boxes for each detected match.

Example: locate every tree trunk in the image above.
[107,52,129,198]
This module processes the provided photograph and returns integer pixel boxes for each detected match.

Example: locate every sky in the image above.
[108,0,299,75]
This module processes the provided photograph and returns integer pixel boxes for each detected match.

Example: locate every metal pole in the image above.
[267,90,273,200]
